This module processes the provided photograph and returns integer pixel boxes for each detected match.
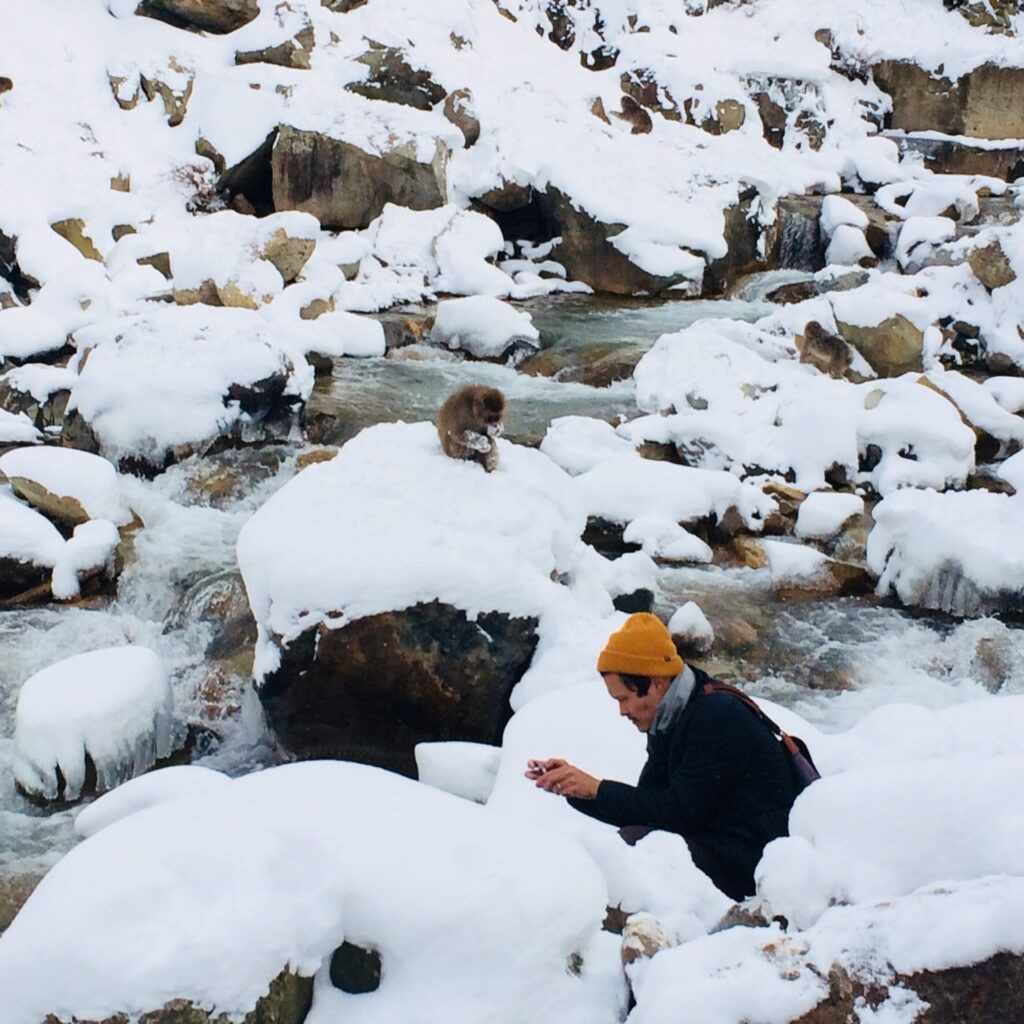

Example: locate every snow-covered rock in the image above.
[0,762,619,1024]
[0,446,133,527]
[868,487,1024,617]
[13,645,186,804]
[794,491,865,540]
[0,489,65,597]
[429,296,540,361]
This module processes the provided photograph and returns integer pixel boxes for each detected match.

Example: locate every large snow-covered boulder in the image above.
[236,420,616,770]
[13,645,186,804]
[0,762,618,1024]
[868,487,1024,617]
[64,307,314,468]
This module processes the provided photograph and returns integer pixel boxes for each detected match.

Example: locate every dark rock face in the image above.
[235,26,315,70]
[538,188,687,295]
[330,942,382,994]
[346,47,446,110]
[794,953,1024,1024]
[135,0,259,34]
[0,557,50,602]
[40,967,313,1024]
[258,601,539,774]
[874,61,1024,140]
[271,126,448,230]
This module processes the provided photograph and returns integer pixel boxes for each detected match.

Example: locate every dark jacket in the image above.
[569,667,797,900]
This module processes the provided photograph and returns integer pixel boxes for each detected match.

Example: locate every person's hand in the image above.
[525,758,599,799]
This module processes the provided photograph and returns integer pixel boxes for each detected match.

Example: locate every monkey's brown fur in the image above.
[796,321,851,379]
[436,385,506,472]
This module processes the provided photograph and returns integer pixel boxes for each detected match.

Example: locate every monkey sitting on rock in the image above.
[436,385,506,472]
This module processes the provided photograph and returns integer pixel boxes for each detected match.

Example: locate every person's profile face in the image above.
[603,673,668,733]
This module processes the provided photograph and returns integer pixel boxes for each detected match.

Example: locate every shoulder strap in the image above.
[701,680,806,757]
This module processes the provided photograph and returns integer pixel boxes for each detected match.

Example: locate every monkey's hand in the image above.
[458,429,493,454]
[486,422,503,439]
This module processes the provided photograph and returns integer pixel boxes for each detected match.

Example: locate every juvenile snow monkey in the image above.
[436,385,506,472]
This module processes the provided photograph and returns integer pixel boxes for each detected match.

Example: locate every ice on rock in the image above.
[430,295,540,360]
[0,447,134,525]
[0,762,617,1024]
[868,488,1024,617]
[13,645,186,803]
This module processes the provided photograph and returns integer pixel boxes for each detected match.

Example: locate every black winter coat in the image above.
[569,667,797,900]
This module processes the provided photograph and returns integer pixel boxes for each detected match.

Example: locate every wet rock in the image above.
[835,314,924,377]
[271,126,448,230]
[728,536,769,570]
[968,239,1016,290]
[0,874,40,936]
[792,952,1024,1024]
[135,0,260,34]
[41,967,314,1024]
[0,556,50,602]
[704,194,774,296]
[775,559,873,601]
[443,88,481,148]
[765,280,818,304]
[235,25,314,69]
[257,601,538,774]
[346,46,446,110]
[582,516,641,555]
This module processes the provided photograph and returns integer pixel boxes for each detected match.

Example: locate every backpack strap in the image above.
[701,680,818,769]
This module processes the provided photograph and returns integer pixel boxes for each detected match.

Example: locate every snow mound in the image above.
[74,765,231,838]
[867,488,1024,616]
[415,741,501,803]
[667,602,714,650]
[13,645,186,803]
[236,421,615,680]
[0,447,133,525]
[0,409,42,445]
[50,518,119,600]
[540,416,637,476]
[0,762,616,1024]
[430,296,540,359]
[794,491,864,540]
[758,754,1024,929]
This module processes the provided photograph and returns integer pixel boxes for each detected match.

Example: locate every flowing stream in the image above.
[2,278,1023,898]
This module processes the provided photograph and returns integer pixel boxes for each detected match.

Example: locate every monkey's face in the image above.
[476,394,505,437]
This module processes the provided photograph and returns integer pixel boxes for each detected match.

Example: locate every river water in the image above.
[2,280,1023,893]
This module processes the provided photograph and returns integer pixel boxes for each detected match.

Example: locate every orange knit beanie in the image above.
[597,613,684,677]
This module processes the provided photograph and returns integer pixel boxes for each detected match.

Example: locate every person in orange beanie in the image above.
[525,612,798,902]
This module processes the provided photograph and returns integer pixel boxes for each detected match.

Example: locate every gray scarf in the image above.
[650,665,696,736]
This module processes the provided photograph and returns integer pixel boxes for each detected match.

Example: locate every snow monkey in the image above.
[436,385,506,472]
[795,321,852,379]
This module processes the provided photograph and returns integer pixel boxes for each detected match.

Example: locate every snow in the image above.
[763,540,832,584]
[74,765,231,838]
[12,645,186,803]
[824,224,874,267]
[574,455,775,531]
[0,762,619,1024]
[667,601,715,648]
[236,421,617,680]
[794,491,864,540]
[0,447,133,525]
[0,410,42,446]
[415,741,501,803]
[430,296,540,359]
[540,416,638,476]
[0,489,65,569]
[50,519,120,600]
[68,306,314,462]
[868,487,1024,616]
